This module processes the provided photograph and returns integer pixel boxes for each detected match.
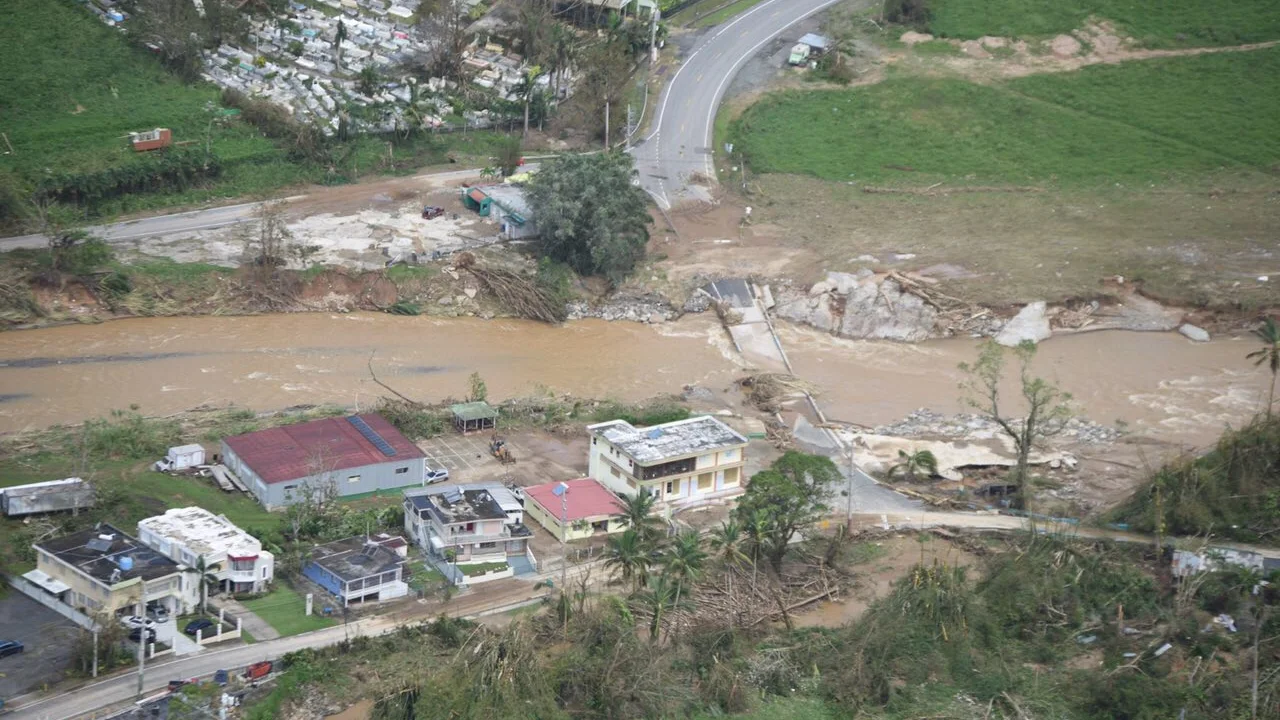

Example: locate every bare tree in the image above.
[415,0,472,84]
[242,201,295,278]
[959,340,1072,510]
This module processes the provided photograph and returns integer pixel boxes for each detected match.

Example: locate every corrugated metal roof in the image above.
[525,478,622,523]
[467,188,487,203]
[223,414,424,485]
[451,401,497,421]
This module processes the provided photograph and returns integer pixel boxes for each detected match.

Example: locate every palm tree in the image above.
[613,489,663,541]
[1247,317,1280,418]
[333,20,348,69]
[740,508,771,593]
[517,65,544,137]
[662,530,706,639]
[183,556,221,614]
[709,519,749,626]
[886,449,940,482]
[635,574,679,643]
[603,528,651,592]
[546,22,578,102]
[357,65,381,97]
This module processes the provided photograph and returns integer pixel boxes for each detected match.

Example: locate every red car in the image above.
[421,206,444,220]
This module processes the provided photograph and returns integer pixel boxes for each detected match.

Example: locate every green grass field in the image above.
[240,584,337,637]
[927,0,1280,46]
[730,46,1280,187]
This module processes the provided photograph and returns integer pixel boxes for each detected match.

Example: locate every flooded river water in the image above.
[0,313,1270,445]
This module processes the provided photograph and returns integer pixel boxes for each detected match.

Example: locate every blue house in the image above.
[303,535,409,607]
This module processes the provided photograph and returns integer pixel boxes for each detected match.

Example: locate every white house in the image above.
[587,416,749,511]
[137,507,274,594]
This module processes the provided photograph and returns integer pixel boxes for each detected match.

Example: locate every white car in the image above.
[122,616,156,631]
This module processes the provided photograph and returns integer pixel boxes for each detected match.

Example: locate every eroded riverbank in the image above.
[0,313,1271,449]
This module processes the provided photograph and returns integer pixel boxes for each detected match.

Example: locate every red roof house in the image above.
[222,414,428,508]
[523,478,626,540]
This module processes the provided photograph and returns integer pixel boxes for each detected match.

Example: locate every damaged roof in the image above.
[588,416,747,464]
[223,414,424,484]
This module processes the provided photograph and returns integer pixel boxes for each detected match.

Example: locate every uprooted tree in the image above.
[959,340,1072,510]
[526,152,651,286]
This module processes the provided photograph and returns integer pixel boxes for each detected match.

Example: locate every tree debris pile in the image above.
[737,373,819,413]
[455,251,567,323]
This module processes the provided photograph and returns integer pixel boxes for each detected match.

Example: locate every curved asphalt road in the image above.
[632,0,843,209]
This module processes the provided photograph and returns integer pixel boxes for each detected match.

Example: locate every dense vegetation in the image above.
[1114,413,1280,543]
[730,46,1280,187]
[527,152,653,285]
[926,0,1280,46]
[245,530,1279,719]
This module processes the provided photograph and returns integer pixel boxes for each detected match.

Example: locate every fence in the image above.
[194,608,243,645]
[7,576,100,631]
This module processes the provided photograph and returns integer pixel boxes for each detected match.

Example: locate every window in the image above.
[395,467,409,474]
[347,475,361,484]
[262,567,268,578]
[697,473,713,491]
[626,477,637,489]
[610,465,620,477]
[722,448,738,462]
[665,480,677,496]
[478,542,497,550]
[723,467,740,487]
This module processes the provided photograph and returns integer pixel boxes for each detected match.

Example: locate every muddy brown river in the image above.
[0,313,1271,446]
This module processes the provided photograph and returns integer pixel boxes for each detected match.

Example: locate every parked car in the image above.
[122,616,156,631]
[183,618,216,636]
[0,640,23,658]
[243,661,273,680]
[421,205,444,220]
[148,606,170,623]
[129,628,157,643]
[425,465,450,484]
[167,678,194,692]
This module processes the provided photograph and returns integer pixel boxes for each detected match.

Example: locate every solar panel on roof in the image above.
[86,537,113,553]
[347,416,397,457]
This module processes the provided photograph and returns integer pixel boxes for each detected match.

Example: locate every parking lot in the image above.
[419,433,524,482]
[0,593,79,697]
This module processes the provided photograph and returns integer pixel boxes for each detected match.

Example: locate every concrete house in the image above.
[222,414,428,509]
[403,484,534,581]
[137,507,275,594]
[26,524,198,617]
[524,478,625,541]
[588,416,749,511]
[304,535,408,607]
[461,185,538,240]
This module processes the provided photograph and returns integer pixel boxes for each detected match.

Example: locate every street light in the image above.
[552,481,569,632]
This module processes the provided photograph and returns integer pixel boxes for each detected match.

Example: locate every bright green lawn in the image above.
[460,561,509,577]
[731,46,1280,187]
[240,584,337,637]
[928,0,1280,47]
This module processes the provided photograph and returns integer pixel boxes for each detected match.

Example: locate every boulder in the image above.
[995,301,1051,346]
[437,296,453,306]
[1178,323,1210,342]
[1050,34,1082,58]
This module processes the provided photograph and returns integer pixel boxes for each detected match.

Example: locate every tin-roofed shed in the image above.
[451,402,498,433]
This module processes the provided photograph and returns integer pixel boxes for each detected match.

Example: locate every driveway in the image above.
[151,617,203,657]
[0,593,79,698]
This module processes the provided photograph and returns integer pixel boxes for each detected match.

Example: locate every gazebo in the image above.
[450,401,498,433]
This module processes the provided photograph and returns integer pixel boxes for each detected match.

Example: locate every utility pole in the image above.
[650,8,660,62]
[604,100,610,150]
[135,598,146,697]
[845,444,855,532]
[92,629,99,678]
[553,482,569,634]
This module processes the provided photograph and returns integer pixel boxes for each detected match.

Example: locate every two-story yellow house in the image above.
[587,416,749,510]
[27,523,198,617]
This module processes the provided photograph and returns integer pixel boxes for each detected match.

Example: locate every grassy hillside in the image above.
[1113,413,1280,543]
[730,46,1280,187]
[927,0,1280,47]
[0,0,292,182]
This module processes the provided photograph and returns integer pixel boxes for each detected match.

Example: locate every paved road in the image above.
[4,562,585,720]
[632,0,843,209]
[0,165,511,252]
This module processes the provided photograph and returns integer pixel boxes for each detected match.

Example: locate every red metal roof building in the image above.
[523,478,626,540]
[222,414,428,509]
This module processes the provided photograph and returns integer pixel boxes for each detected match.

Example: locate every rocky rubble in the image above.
[874,409,1123,445]
[774,270,939,342]
[565,292,679,323]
